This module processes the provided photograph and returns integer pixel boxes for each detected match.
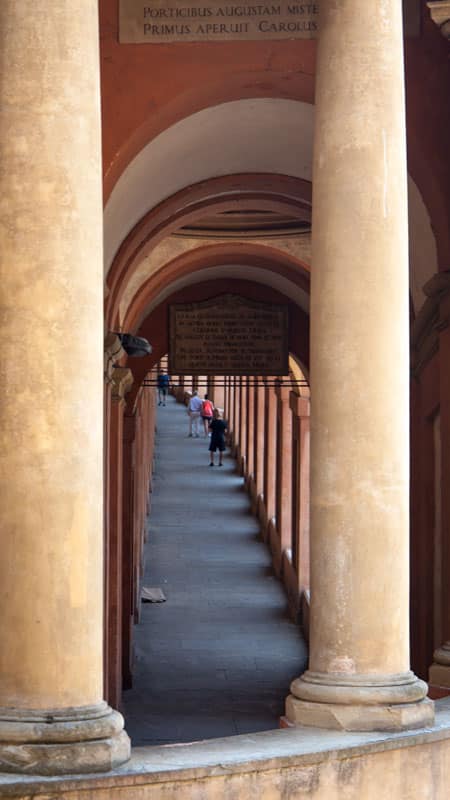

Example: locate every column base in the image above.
[286,670,434,732]
[429,664,450,688]
[430,642,450,688]
[0,702,130,775]
[286,695,434,732]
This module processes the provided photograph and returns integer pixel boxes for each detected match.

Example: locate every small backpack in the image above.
[202,400,213,416]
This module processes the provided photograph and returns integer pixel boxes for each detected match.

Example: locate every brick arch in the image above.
[125,277,310,413]
[105,173,312,329]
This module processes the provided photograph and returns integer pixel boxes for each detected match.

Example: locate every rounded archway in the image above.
[125,276,310,412]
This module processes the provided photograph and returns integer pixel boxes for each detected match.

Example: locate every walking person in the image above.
[157,371,170,406]
[201,394,214,436]
[208,408,228,466]
[187,390,203,437]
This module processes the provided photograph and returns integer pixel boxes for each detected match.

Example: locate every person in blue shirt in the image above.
[157,372,170,406]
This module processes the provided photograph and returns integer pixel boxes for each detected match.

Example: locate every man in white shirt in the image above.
[187,390,203,437]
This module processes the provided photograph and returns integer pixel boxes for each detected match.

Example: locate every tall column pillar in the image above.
[275,384,293,554]
[213,376,225,411]
[233,377,240,455]
[222,377,229,421]
[132,408,143,624]
[252,380,266,509]
[263,378,277,532]
[0,2,130,773]
[286,0,433,731]
[239,378,247,473]
[122,415,136,691]
[227,378,235,439]
[290,394,310,594]
[245,379,255,481]
[429,274,450,689]
[107,368,133,709]
[103,334,126,709]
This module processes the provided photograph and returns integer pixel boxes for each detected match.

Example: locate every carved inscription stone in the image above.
[119,0,319,43]
[169,295,289,375]
[119,0,419,43]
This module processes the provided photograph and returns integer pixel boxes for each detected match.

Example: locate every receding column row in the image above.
[219,375,311,623]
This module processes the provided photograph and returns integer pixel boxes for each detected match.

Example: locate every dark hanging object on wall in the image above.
[117,333,152,357]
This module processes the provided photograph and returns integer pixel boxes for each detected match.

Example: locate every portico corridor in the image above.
[122,393,308,745]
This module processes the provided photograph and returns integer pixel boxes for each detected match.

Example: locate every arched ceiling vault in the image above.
[104,98,438,331]
[123,243,310,333]
[104,98,315,272]
[105,176,312,328]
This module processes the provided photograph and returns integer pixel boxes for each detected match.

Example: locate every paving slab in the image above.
[122,394,308,745]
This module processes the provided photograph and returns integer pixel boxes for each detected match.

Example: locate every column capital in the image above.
[411,270,450,376]
[429,642,450,689]
[111,367,133,404]
[290,393,310,418]
[275,382,291,402]
[434,641,450,666]
[104,332,125,384]
[427,1,450,39]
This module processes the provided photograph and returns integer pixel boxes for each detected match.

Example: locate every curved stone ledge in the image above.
[0,698,449,794]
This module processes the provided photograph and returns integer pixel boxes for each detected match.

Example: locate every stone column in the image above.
[227,377,234,439]
[229,378,234,430]
[122,415,136,691]
[239,378,248,473]
[263,378,277,530]
[222,377,229,420]
[0,2,130,774]
[290,394,310,594]
[245,379,255,480]
[107,368,133,709]
[175,375,185,403]
[286,0,433,731]
[103,336,118,703]
[132,408,144,623]
[213,376,225,412]
[103,334,126,708]
[275,384,293,554]
[233,378,240,455]
[252,380,266,507]
[429,273,450,689]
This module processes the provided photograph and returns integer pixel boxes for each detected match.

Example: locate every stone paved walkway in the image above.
[122,394,308,745]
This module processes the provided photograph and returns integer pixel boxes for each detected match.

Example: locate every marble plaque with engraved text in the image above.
[169,295,289,375]
[120,0,319,43]
[119,0,419,44]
